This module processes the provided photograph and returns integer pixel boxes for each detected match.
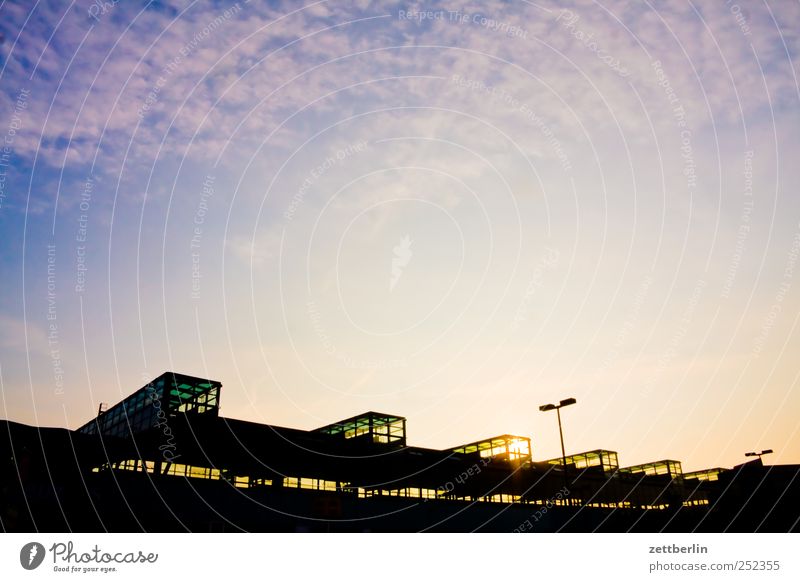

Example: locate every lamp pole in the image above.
[555,406,567,468]
[540,397,577,506]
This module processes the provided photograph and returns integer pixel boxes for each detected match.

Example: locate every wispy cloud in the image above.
[2,0,799,468]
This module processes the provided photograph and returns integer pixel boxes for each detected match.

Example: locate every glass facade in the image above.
[283,477,341,491]
[77,372,221,438]
[545,449,619,473]
[452,435,531,462]
[78,372,713,513]
[314,412,406,445]
[683,467,726,481]
[620,459,683,479]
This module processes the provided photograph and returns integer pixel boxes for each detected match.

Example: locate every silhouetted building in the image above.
[2,372,798,532]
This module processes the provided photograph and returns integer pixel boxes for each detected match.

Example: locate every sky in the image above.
[0,0,798,472]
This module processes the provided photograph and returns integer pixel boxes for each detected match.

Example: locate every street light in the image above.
[539,397,577,504]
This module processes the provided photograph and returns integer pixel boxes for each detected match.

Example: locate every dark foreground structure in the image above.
[2,372,798,532]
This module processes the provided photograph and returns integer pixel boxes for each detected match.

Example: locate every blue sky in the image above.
[1,0,799,471]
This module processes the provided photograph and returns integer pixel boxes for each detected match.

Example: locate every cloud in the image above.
[0,0,794,178]
[1,0,797,260]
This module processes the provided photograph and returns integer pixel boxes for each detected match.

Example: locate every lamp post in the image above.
[540,397,577,505]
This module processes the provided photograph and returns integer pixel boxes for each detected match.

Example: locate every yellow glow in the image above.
[507,439,531,459]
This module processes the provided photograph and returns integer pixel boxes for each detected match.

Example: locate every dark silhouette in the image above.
[2,372,798,532]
